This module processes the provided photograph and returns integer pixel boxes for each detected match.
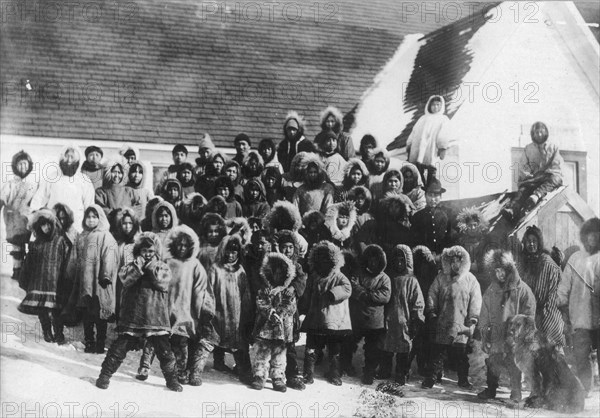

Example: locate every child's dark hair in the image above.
[427,96,443,113]
[234,133,251,147]
[214,175,234,199]
[133,235,156,257]
[172,144,188,155]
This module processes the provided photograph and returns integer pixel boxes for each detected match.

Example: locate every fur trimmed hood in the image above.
[59,143,83,164]
[319,106,344,134]
[400,162,424,190]
[183,192,208,209]
[133,231,163,258]
[274,229,300,261]
[28,208,60,238]
[162,178,183,202]
[166,224,200,260]
[342,158,369,189]
[206,195,228,218]
[215,234,244,268]
[484,249,520,286]
[283,111,306,138]
[361,244,387,276]
[242,150,264,170]
[12,150,33,179]
[389,244,413,274]
[151,201,179,231]
[119,144,140,162]
[116,207,140,244]
[303,156,328,186]
[348,186,372,212]
[425,95,446,115]
[59,144,83,174]
[302,210,326,229]
[441,245,471,276]
[226,217,252,246]
[265,200,302,232]
[457,206,489,234]
[376,194,415,223]
[82,204,111,232]
[243,178,266,202]
[198,212,227,242]
[103,160,127,187]
[52,202,75,232]
[325,201,357,243]
[286,151,320,183]
[260,252,296,288]
[368,147,390,174]
[308,240,345,277]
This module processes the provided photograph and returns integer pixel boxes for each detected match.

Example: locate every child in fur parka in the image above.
[334,158,369,203]
[96,232,182,392]
[379,245,424,385]
[19,209,70,344]
[197,213,227,273]
[264,200,308,259]
[215,175,243,219]
[1,150,38,279]
[314,106,356,161]
[241,150,265,184]
[348,186,376,253]
[140,196,163,232]
[422,245,482,389]
[261,167,285,207]
[292,158,335,216]
[301,241,352,386]
[342,244,391,384]
[164,225,212,386]
[249,252,297,392]
[300,210,332,254]
[477,250,536,402]
[324,201,357,250]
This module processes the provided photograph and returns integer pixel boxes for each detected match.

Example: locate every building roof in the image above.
[0,0,450,148]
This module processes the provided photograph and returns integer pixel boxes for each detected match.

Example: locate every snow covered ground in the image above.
[1,251,599,418]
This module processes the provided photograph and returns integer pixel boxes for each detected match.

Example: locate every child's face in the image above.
[386,176,401,192]
[426,192,441,208]
[157,208,172,229]
[217,186,230,199]
[260,146,272,160]
[350,168,362,185]
[199,148,211,162]
[172,151,187,165]
[247,157,259,172]
[396,253,406,272]
[362,143,375,160]
[40,221,52,235]
[494,267,506,283]
[121,215,134,235]
[129,167,143,185]
[85,211,99,229]
[110,166,123,184]
[56,210,68,227]
[325,137,338,153]
[265,176,276,188]
[336,214,349,229]
[325,114,337,130]
[225,166,238,181]
[250,221,261,232]
[367,257,380,273]
[306,166,319,182]
[180,169,193,183]
[126,154,136,165]
[206,224,221,244]
[168,185,180,201]
[429,100,442,114]
[140,246,156,262]
[254,238,270,255]
[224,248,239,264]
[280,242,295,259]
[86,151,102,165]
[450,257,462,275]
[15,159,30,176]
[248,185,260,201]
[213,157,224,173]
[236,141,250,155]
[285,126,298,139]
[466,220,480,237]
[353,195,366,210]
[373,156,386,172]
[176,237,191,258]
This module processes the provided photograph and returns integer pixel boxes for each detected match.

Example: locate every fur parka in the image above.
[324,201,357,250]
[314,106,356,160]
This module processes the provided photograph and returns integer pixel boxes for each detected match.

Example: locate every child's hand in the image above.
[283,286,295,298]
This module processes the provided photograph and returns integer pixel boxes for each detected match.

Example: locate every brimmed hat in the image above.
[423,178,446,194]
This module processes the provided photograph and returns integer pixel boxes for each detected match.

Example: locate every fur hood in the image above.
[441,245,471,276]
[368,147,390,174]
[58,144,83,174]
[400,162,424,190]
[308,240,345,277]
[126,161,146,189]
[118,144,140,162]
[226,217,252,246]
[260,252,296,288]
[303,157,328,186]
[243,178,266,202]
[425,95,446,115]
[197,132,215,152]
[383,169,404,193]
[262,166,282,188]
[484,249,521,287]
[283,111,306,138]
[12,150,33,179]
[215,234,244,268]
[28,208,60,239]
[206,195,228,218]
[198,212,227,242]
[183,192,208,209]
[319,106,344,134]
[342,158,369,189]
[302,210,326,229]
[389,244,413,274]
[242,150,264,169]
[412,245,436,274]
[151,201,179,231]
[286,151,320,183]
[166,224,200,260]
[265,200,302,232]
[325,201,357,243]
[274,229,300,261]
[116,207,140,244]
[361,244,387,276]
[82,204,111,232]
[377,194,415,223]
[457,206,489,234]
[52,202,75,232]
[133,231,163,258]
[102,161,127,187]
[348,186,372,213]
[161,178,183,202]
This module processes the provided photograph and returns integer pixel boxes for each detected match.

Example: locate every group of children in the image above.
[2,102,597,406]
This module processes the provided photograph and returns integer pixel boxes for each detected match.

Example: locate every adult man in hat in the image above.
[410,178,452,256]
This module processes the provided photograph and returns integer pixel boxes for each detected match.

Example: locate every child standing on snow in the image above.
[18,209,69,344]
[95,232,183,392]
